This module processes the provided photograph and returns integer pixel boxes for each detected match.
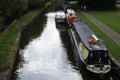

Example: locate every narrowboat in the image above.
[55,11,66,24]
[65,9,79,26]
[68,19,111,74]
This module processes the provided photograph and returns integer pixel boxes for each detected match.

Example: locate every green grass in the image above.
[87,4,120,35]
[0,1,52,71]
[0,9,41,71]
[77,12,120,62]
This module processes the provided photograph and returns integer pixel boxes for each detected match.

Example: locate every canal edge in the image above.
[0,4,52,80]
[8,5,52,80]
[109,54,120,68]
[82,12,120,68]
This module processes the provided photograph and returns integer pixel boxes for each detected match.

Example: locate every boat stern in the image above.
[86,65,111,74]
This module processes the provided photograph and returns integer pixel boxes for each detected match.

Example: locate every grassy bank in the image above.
[87,4,120,35]
[0,1,52,71]
[0,9,42,71]
[77,12,120,62]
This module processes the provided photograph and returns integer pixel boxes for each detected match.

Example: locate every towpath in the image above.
[82,12,120,67]
[82,12,120,47]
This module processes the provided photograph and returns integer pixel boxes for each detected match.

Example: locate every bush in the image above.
[79,0,116,9]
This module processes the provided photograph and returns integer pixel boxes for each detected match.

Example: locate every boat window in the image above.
[74,30,80,43]
[87,51,109,65]
[90,53,93,57]
[81,44,84,51]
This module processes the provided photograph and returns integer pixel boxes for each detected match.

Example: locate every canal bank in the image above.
[10,3,83,80]
[0,2,52,80]
[81,12,120,66]
[77,11,120,79]
[2,1,119,80]
[11,5,120,80]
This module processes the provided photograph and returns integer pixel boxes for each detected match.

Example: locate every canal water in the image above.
[11,9,83,80]
[10,4,120,80]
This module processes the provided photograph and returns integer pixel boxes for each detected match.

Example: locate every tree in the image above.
[0,0,49,24]
[75,0,116,10]
[28,0,48,9]
[0,0,28,24]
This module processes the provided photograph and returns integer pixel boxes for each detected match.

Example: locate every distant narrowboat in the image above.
[55,11,66,24]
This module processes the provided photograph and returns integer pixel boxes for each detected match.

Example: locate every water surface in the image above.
[13,12,82,80]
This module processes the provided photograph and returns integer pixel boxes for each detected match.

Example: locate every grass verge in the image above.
[87,4,120,35]
[0,9,41,71]
[77,12,120,62]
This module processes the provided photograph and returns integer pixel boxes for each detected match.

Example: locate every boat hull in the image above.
[68,28,111,74]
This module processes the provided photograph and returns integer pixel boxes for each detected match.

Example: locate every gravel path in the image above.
[82,12,120,47]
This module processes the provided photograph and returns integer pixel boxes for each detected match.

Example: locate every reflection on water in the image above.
[11,12,82,80]
[20,12,47,49]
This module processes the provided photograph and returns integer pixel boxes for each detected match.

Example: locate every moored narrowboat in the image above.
[68,19,111,74]
[65,9,78,26]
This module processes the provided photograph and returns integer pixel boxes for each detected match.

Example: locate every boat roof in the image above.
[72,20,107,51]
[55,11,65,16]
[67,9,76,15]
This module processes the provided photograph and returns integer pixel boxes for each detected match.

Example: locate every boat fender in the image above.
[88,39,97,44]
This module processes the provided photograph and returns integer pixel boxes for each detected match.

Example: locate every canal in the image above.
[11,7,82,80]
[10,3,120,80]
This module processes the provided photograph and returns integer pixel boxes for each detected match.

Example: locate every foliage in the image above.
[0,9,41,71]
[78,0,116,9]
[1,0,28,18]
[0,0,51,70]
[0,0,51,32]
[28,0,48,9]
[0,0,49,24]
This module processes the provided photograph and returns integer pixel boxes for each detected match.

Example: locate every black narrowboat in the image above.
[68,19,111,74]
